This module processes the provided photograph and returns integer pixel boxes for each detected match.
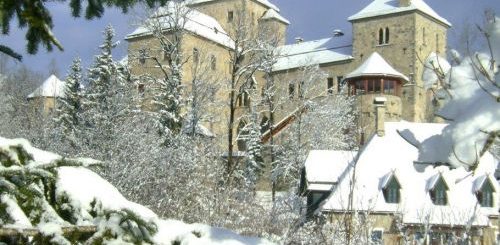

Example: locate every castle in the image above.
[124,0,450,148]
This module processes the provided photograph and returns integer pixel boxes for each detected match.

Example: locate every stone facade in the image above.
[350,11,448,123]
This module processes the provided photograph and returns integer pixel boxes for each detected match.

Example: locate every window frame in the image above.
[370,228,384,245]
[382,176,401,204]
[477,178,495,207]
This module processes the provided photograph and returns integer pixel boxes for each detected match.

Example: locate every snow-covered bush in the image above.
[0,136,274,244]
[420,16,500,169]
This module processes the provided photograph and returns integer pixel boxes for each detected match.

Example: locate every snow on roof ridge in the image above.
[348,0,451,27]
[185,0,280,12]
[27,74,66,99]
[126,3,235,49]
[261,9,290,25]
[345,52,409,81]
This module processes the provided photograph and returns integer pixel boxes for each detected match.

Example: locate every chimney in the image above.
[295,37,304,44]
[333,29,344,37]
[374,97,387,137]
[399,0,411,7]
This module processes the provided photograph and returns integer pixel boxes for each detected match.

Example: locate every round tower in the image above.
[344,52,408,139]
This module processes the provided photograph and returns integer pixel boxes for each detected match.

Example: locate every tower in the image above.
[349,0,450,122]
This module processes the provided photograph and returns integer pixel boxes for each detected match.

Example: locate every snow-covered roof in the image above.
[321,121,499,227]
[344,52,409,81]
[304,150,357,191]
[261,9,290,25]
[126,3,235,49]
[27,74,66,99]
[273,37,353,72]
[348,0,451,27]
[185,0,280,12]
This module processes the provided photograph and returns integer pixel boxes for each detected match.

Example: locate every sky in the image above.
[2,0,500,79]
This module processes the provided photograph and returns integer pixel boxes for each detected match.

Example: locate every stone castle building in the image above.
[125,0,451,146]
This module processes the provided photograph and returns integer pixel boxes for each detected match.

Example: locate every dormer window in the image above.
[382,175,401,203]
[476,177,495,207]
[429,175,448,205]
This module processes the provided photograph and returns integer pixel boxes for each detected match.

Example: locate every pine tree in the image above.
[54,57,83,145]
[82,25,128,160]
[241,105,265,189]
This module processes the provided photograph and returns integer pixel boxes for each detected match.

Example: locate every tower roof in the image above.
[261,9,290,25]
[345,52,409,81]
[349,0,451,27]
[27,74,66,99]
[185,0,279,12]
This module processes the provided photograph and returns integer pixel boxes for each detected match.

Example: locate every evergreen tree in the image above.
[82,25,128,160]
[0,0,170,60]
[55,57,83,145]
[241,104,265,189]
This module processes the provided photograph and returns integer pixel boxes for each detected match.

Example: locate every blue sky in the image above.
[2,0,500,78]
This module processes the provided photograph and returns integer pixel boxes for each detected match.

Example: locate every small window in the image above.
[429,176,448,205]
[337,76,344,92]
[137,83,145,94]
[378,28,389,45]
[476,178,495,207]
[298,81,304,99]
[385,27,390,44]
[383,175,401,203]
[228,11,234,22]
[327,77,334,94]
[371,229,383,245]
[138,49,147,64]
[422,27,426,45]
[210,55,217,71]
[193,48,199,64]
[288,83,295,99]
[379,29,384,45]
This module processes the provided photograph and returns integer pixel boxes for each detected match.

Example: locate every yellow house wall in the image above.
[187,0,287,44]
[127,31,233,142]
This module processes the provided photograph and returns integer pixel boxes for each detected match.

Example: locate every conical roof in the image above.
[345,52,409,81]
[27,74,66,99]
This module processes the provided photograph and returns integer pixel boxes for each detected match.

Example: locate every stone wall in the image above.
[350,11,448,123]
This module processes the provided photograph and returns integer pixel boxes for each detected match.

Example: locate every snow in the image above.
[1,194,32,228]
[273,37,353,71]
[185,0,280,12]
[56,167,158,224]
[154,220,274,245]
[27,74,66,99]
[126,3,235,49]
[419,17,500,168]
[0,136,274,244]
[422,52,451,89]
[320,122,499,227]
[344,52,409,81]
[261,9,290,25]
[348,0,451,27]
[304,150,357,191]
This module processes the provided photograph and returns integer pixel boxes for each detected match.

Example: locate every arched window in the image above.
[385,27,390,44]
[379,28,384,45]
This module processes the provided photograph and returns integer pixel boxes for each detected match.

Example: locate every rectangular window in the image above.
[210,55,216,71]
[193,48,199,64]
[371,229,383,245]
[289,83,295,99]
[228,11,234,22]
[327,77,334,94]
[337,76,344,92]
